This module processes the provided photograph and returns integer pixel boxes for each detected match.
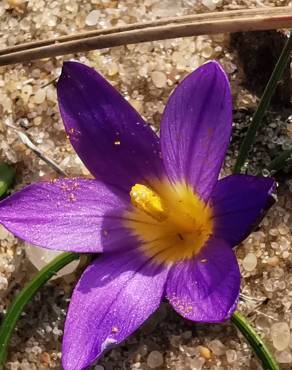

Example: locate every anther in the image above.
[130,184,168,222]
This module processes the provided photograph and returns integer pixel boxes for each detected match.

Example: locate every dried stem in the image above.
[5,123,67,176]
[0,7,292,66]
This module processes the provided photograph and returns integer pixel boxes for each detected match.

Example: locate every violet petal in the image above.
[57,62,164,191]
[160,61,232,200]
[62,252,168,370]
[211,174,275,246]
[0,178,133,253]
[166,237,240,323]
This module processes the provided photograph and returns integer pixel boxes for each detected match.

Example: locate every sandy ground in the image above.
[0,0,291,369]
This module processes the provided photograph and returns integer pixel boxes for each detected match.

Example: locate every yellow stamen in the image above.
[130,184,168,222]
[125,179,213,264]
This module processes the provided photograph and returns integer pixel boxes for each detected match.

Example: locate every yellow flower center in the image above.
[124,179,214,264]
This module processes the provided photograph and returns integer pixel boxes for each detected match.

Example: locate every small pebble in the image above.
[107,62,119,76]
[147,351,164,368]
[278,225,289,235]
[0,275,8,290]
[130,99,143,114]
[275,350,292,363]
[151,71,167,88]
[33,89,46,104]
[202,0,217,11]
[256,315,270,330]
[199,345,211,359]
[271,322,290,351]
[242,253,257,271]
[282,251,290,259]
[266,256,279,267]
[7,0,25,8]
[226,349,237,363]
[85,10,101,26]
[187,357,205,370]
[40,352,50,365]
[209,339,226,356]
[201,44,213,59]
[21,84,33,103]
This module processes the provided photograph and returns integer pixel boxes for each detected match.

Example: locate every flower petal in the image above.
[62,252,168,370]
[160,61,232,200]
[57,61,163,191]
[166,238,240,323]
[211,174,275,246]
[0,178,134,253]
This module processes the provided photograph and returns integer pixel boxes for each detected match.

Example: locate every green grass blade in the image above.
[0,252,80,368]
[231,311,280,370]
[0,164,15,197]
[234,31,292,174]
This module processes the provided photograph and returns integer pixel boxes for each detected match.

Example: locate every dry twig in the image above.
[5,123,67,176]
[0,6,291,66]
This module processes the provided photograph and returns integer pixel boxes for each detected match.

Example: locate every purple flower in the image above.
[0,61,274,370]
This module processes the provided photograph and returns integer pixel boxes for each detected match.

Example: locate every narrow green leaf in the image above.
[0,252,80,368]
[0,163,15,197]
[234,31,292,174]
[231,311,280,370]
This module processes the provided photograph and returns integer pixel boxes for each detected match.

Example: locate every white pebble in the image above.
[47,15,57,27]
[0,275,8,290]
[202,0,217,11]
[275,350,292,363]
[283,251,290,259]
[151,71,167,88]
[33,89,46,104]
[46,87,56,102]
[266,256,279,267]
[147,351,164,368]
[271,322,290,351]
[85,10,100,26]
[201,44,213,59]
[226,349,237,363]
[187,357,205,370]
[242,253,257,271]
[209,339,226,356]
[21,84,33,103]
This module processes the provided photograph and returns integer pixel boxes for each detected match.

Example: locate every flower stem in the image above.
[0,252,80,368]
[231,311,280,370]
[234,31,292,174]
[268,147,292,173]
